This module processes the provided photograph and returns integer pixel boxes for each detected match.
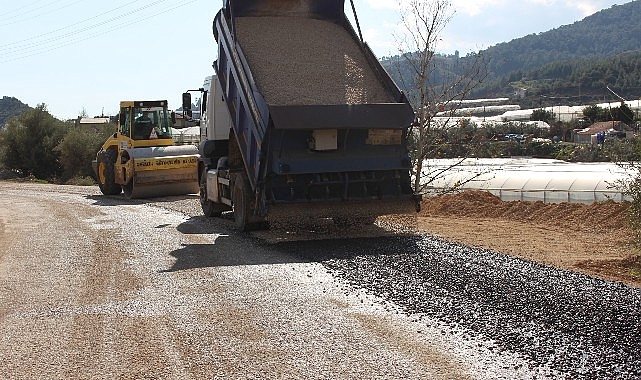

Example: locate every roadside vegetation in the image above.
[0,104,114,184]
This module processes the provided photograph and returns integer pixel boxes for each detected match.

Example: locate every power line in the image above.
[0,0,143,48]
[606,85,626,102]
[0,0,76,26]
[0,0,199,63]
[0,0,52,20]
[0,0,61,21]
[0,0,169,54]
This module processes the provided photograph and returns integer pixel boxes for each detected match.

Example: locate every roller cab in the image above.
[93,100,199,199]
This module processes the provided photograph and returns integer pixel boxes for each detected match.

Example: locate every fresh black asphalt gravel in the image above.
[274,235,641,379]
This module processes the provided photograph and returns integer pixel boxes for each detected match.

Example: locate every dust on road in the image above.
[2,182,639,379]
[0,182,478,379]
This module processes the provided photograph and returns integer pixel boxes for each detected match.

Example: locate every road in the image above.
[0,182,639,379]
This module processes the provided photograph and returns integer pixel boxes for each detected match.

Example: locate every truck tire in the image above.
[96,150,121,196]
[232,174,252,231]
[200,168,227,217]
[232,174,267,231]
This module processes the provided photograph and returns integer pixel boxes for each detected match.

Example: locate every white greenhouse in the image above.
[423,158,634,203]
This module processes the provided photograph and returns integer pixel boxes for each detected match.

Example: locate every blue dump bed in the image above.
[213,0,419,217]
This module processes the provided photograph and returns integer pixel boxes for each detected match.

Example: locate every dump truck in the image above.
[93,100,199,199]
[191,0,420,230]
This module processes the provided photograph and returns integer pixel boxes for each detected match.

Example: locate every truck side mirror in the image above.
[182,93,192,118]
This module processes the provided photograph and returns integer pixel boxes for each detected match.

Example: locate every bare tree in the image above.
[394,0,488,194]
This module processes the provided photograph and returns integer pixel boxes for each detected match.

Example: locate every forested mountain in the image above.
[481,1,641,77]
[473,50,641,107]
[0,97,30,127]
[382,0,641,105]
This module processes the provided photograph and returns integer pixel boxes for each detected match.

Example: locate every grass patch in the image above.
[65,176,96,186]
[627,254,641,277]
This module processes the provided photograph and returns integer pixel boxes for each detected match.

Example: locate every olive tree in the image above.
[0,104,68,179]
[394,0,488,193]
[56,122,115,181]
[531,109,556,122]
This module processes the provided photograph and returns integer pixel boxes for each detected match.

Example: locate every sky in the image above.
[0,0,631,120]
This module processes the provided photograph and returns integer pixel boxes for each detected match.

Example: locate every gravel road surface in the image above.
[1,182,639,379]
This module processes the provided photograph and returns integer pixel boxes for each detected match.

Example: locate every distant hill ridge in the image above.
[474,50,641,105]
[382,0,641,104]
[481,0,641,76]
[0,97,30,127]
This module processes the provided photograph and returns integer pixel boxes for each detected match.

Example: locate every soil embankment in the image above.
[417,190,641,287]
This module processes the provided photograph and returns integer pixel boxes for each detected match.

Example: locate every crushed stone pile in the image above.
[313,235,641,380]
[235,16,393,106]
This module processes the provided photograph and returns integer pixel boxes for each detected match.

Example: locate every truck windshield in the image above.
[132,106,173,140]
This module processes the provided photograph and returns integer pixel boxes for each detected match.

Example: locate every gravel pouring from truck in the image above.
[195,0,420,230]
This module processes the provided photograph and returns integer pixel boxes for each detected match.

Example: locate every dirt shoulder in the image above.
[416,190,641,288]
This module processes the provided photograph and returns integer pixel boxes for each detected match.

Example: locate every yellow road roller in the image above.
[92,100,199,199]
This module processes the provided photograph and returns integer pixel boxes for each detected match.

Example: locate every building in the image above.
[75,117,110,128]
[573,121,629,144]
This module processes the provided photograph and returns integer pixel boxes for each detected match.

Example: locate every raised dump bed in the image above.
[199,0,419,230]
[235,16,393,106]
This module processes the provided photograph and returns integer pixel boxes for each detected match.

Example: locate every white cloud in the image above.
[521,0,601,16]
[364,0,400,10]
[450,0,600,18]
[450,0,504,16]
[567,1,600,16]
[527,0,557,5]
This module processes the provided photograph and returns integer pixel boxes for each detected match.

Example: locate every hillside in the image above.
[382,0,641,105]
[0,97,30,127]
[481,1,641,77]
[474,50,641,106]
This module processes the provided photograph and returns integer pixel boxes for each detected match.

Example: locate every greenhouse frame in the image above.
[423,158,633,203]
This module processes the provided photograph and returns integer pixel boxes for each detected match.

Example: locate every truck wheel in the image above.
[96,150,121,195]
[232,174,252,231]
[232,174,268,231]
[200,168,224,217]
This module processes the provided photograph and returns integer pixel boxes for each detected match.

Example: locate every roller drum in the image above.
[125,145,200,199]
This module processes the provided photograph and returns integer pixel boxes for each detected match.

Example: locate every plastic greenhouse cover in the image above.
[423,158,632,198]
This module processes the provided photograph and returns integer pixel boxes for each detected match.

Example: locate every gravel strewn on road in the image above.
[122,186,641,378]
[0,183,474,379]
[3,182,640,379]
[275,235,641,379]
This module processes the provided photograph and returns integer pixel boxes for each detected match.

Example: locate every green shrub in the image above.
[0,105,117,182]
[56,123,115,181]
[65,176,96,186]
[0,105,68,179]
